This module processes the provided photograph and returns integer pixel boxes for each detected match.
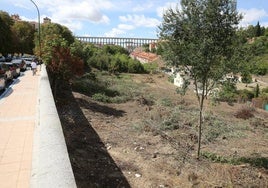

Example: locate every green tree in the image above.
[255,21,261,37]
[0,11,14,55]
[159,0,242,158]
[11,21,35,54]
[39,23,74,57]
[41,23,84,97]
[255,84,260,98]
[102,45,129,55]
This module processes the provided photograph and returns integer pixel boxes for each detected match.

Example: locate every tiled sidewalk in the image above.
[0,69,40,188]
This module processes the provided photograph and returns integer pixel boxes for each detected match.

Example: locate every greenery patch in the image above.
[202,151,268,169]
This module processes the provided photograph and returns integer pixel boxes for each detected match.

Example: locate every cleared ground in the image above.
[56,72,268,188]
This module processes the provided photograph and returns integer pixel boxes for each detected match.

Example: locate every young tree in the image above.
[159,0,242,158]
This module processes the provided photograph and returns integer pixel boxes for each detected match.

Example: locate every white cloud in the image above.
[132,2,154,12]
[262,22,268,27]
[119,14,161,28]
[239,8,268,26]
[104,24,135,37]
[104,28,126,37]
[49,1,110,24]
[118,24,135,30]
[156,2,180,18]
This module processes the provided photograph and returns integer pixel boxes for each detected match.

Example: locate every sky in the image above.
[1,0,268,39]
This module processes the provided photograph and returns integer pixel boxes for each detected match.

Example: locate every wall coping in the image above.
[31,64,77,188]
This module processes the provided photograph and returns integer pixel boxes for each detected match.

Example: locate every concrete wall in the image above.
[31,65,77,188]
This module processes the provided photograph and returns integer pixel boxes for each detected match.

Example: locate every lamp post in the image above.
[30,0,41,59]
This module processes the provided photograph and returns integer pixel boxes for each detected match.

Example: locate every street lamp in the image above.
[30,0,41,59]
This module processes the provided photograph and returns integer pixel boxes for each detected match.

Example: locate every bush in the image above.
[237,89,255,102]
[241,72,252,83]
[262,87,268,94]
[143,62,158,73]
[218,81,238,103]
[234,106,255,119]
[92,93,111,103]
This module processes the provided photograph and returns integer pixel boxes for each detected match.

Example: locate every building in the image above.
[43,17,51,24]
[130,51,159,64]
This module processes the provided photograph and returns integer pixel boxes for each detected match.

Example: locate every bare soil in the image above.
[56,73,268,188]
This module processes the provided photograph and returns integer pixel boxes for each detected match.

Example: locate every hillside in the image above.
[56,72,268,188]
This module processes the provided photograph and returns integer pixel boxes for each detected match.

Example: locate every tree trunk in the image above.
[197,89,205,159]
[197,107,203,159]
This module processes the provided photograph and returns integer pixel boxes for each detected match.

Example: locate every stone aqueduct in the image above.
[75,36,158,50]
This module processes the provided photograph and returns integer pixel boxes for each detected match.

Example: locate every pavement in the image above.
[0,65,76,188]
[0,68,40,188]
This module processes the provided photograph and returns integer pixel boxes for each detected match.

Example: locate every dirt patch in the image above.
[56,73,268,188]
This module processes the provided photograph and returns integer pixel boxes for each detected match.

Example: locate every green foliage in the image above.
[102,45,129,55]
[92,93,111,103]
[142,44,150,52]
[237,89,254,102]
[262,87,268,94]
[218,81,238,103]
[168,75,174,83]
[0,11,14,54]
[159,98,173,107]
[127,59,145,73]
[11,21,35,54]
[143,62,158,73]
[72,72,146,103]
[158,0,243,158]
[203,115,234,143]
[202,151,268,169]
[41,23,74,46]
[255,84,260,98]
[86,45,144,73]
[241,72,252,83]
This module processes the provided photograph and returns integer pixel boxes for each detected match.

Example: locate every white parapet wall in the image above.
[31,64,77,188]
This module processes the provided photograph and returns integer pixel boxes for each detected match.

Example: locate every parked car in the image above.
[5,62,20,78]
[0,70,6,91]
[11,59,27,71]
[0,62,13,81]
[0,56,5,62]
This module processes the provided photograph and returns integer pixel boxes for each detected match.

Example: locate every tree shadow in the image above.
[56,88,130,188]
[76,98,126,117]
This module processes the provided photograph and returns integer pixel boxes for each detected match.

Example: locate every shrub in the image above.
[143,62,158,73]
[262,87,268,94]
[237,89,254,103]
[241,72,252,83]
[168,75,174,83]
[92,93,111,103]
[234,106,255,119]
[218,81,238,103]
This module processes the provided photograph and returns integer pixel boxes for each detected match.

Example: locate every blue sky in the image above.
[1,0,268,39]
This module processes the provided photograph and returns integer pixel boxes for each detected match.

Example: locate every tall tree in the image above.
[11,21,35,54]
[159,0,242,158]
[41,23,84,97]
[255,21,262,37]
[0,11,14,55]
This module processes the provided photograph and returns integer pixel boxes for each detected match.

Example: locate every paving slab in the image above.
[0,69,40,188]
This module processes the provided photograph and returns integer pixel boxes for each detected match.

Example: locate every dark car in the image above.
[0,62,13,81]
[5,62,20,78]
[11,59,27,71]
[0,69,6,91]
[0,56,5,62]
